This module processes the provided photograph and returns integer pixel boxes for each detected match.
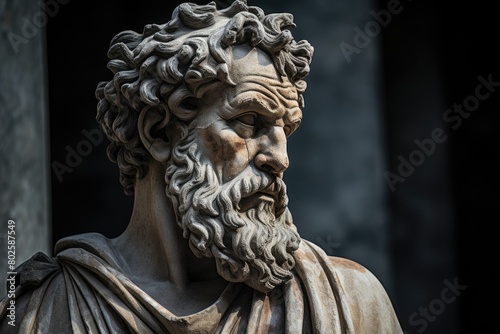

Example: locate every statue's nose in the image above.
[254,127,289,176]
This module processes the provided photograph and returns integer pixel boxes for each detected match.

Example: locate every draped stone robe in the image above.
[0,233,403,333]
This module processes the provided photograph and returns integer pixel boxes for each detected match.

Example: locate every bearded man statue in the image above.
[0,1,403,333]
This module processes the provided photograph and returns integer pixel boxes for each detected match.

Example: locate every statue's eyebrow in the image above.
[227,87,298,118]
[229,96,282,118]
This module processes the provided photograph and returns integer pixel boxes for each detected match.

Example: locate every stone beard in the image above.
[165,123,301,293]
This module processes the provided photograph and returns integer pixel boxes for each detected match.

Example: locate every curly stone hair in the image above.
[95,0,314,195]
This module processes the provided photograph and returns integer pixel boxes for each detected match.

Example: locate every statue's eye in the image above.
[284,122,299,137]
[284,125,292,137]
[230,113,259,139]
[236,113,257,126]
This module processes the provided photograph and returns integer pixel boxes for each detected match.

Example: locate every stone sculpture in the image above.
[1,1,403,332]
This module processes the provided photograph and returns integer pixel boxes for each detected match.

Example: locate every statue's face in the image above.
[194,45,302,189]
[165,45,302,292]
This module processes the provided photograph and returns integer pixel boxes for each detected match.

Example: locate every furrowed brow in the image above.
[229,95,281,118]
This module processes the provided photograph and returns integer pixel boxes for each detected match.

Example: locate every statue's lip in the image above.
[254,182,279,201]
[238,182,278,211]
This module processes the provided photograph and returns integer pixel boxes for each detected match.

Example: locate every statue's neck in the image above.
[112,162,221,288]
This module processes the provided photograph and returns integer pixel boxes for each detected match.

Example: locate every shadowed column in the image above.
[0,0,51,296]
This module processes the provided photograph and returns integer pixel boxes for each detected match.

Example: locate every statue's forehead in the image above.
[197,74,301,130]
[231,44,274,67]
[226,74,300,121]
[230,44,279,79]
[225,45,301,119]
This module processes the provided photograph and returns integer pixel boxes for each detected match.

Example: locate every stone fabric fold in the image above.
[0,233,402,333]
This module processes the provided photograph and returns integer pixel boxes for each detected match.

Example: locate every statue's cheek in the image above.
[197,125,250,180]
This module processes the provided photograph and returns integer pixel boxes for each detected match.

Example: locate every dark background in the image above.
[44,0,499,333]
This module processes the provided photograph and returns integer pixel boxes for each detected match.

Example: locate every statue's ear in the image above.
[138,107,171,163]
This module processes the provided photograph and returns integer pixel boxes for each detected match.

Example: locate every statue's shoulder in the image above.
[0,251,68,332]
[326,255,394,304]
[0,232,115,332]
[327,255,385,289]
[299,239,392,298]
[296,239,404,333]
[55,231,111,254]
